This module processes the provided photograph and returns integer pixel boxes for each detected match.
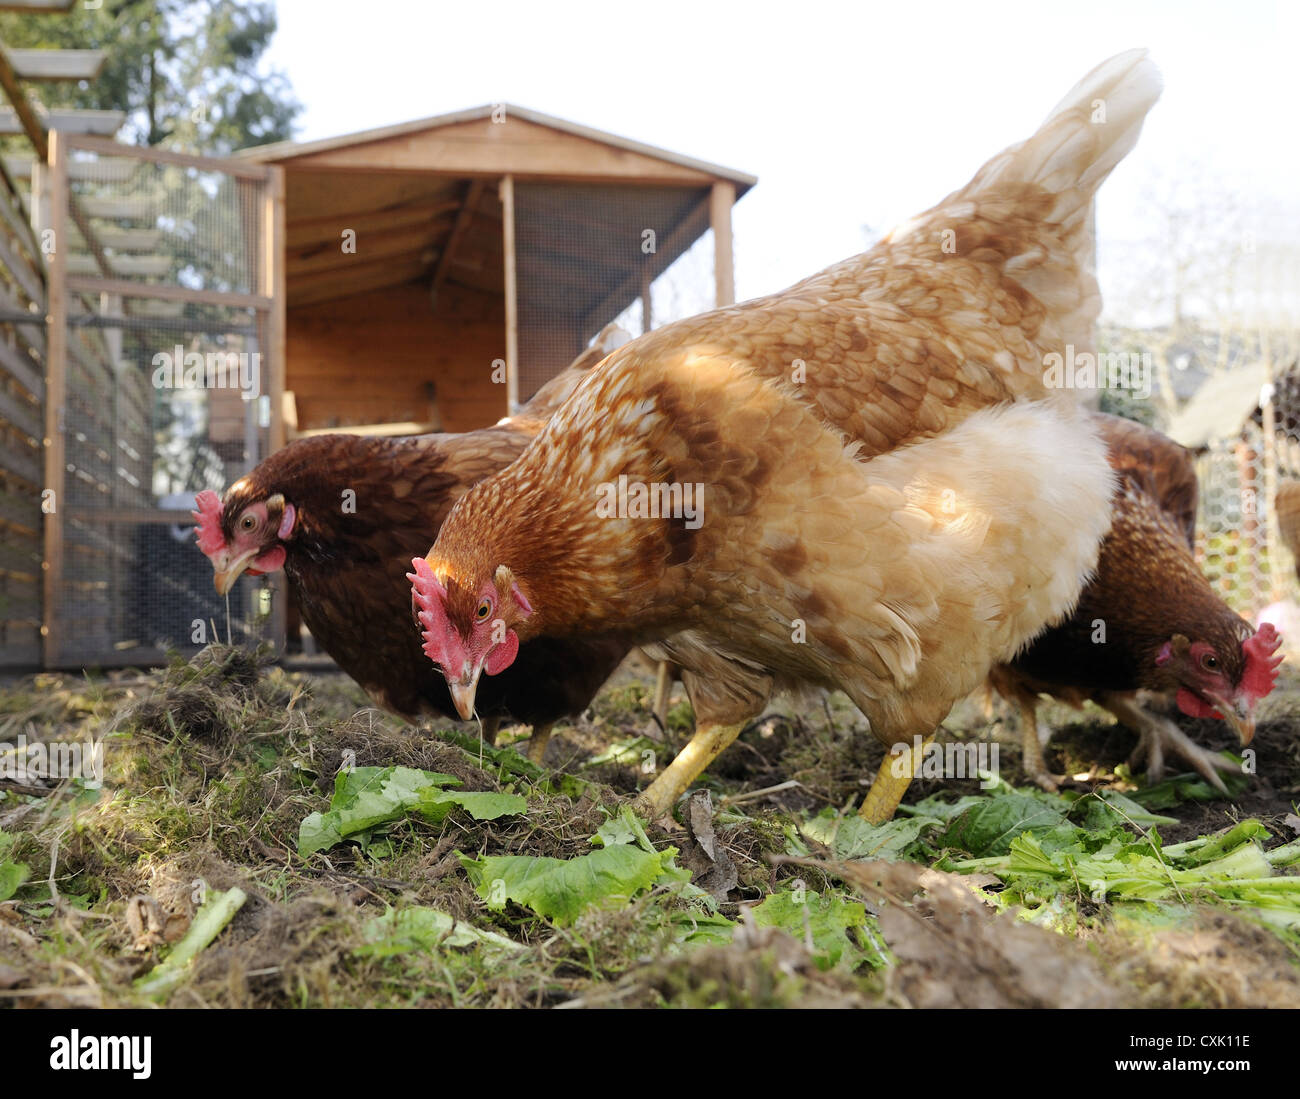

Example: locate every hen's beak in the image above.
[211,549,258,596]
[1207,690,1255,747]
[449,671,480,721]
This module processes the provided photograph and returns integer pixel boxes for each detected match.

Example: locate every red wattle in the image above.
[1175,687,1222,721]
[485,630,519,675]
[251,545,286,575]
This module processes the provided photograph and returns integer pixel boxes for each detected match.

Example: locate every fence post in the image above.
[264,163,286,653]
[501,174,518,415]
[41,130,67,669]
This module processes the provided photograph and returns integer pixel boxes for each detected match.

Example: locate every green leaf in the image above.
[416,789,527,824]
[799,810,941,861]
[460,843,675,927]
[591,804,656,853]
[297,811,344,858]
[1264,839,1300,868]
[669,910,737,947]
[1129,768,1250,810]
[902,793,986,823]
[1006,834,1060,877]
[940,793,1069,857]
[136,887,247,1000]
[0,830,28,902]
[583,736,657,768]
[0,858,28,902]
[356,906,522,957]
[1068,790,1177,830]
[297,766,523,856]
[1161,820,1272,866]
[750,889,883,970]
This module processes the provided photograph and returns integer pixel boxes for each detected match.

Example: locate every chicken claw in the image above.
[1099,694,1237,794]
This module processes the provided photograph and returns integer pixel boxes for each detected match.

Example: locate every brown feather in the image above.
[213,338,630,728]
[1006,413,1251,698]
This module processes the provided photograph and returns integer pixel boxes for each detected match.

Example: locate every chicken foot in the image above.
[648,661,673,736]
[527,723,554,765]
[1099,693,1237,794]
[858,733,935,823]
[476,715,553,765]
[632,721,746,820]
[1017,698,1061,792]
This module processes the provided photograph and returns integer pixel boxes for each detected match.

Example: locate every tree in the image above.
[0,0,299,153]
[1100,167,1300,424]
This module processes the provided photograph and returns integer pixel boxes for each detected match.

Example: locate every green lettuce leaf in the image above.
[356,906,522,957]
[298,766,525,856]
[459,843,677,927]
[750,888,885,970]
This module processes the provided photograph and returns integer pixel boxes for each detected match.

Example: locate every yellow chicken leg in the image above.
[651,662,672,727]
[859,734,934,823]
[527,723,554,765]
[1018,698,1061,792]
[633,721,746,820]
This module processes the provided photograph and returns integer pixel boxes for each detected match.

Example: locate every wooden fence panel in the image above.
[0,154,44,667]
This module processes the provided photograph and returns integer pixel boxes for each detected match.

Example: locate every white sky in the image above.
[264,0,1298,310]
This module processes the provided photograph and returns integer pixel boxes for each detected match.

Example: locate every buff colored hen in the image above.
[410,52,1163,819]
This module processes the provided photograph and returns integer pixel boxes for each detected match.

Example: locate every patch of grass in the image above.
[1,645,1298,1008]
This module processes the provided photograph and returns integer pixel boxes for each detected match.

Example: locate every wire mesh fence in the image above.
[1194,423,1290,618]
[47,139,278,668]
[514,181,712,400]
[1183,365,1300,626]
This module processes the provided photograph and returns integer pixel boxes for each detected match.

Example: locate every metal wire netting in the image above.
[514,181,710,401]
[57,301,273,665]
[0,162,44,665]
[53,145,275,667]
[66,148,263,294]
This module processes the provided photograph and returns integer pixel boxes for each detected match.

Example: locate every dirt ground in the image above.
[1,646,1297,1009]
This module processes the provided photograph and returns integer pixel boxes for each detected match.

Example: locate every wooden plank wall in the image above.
[0,158,44,667]
[287,279,507,433]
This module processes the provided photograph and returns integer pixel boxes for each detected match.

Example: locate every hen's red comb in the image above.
[407,556,451,666]
[1242,622,1283,703]
[192,490,225,556]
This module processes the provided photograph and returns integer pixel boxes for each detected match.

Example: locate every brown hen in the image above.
[992,413,1282,791]
[194,329,631,761]
[411,51,1164,820]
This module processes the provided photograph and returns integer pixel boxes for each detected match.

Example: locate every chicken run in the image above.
[3,49,1300,1013]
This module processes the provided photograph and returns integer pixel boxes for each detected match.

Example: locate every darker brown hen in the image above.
[195,338,631,761]
[993,413,1283,790]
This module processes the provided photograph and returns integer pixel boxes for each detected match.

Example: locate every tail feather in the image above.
[965,48,1163,228]
[889,50,1162,360]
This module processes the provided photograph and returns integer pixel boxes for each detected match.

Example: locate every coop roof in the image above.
[236,103,756,191]
[1166,363,1270,449]
[237,104,753,312]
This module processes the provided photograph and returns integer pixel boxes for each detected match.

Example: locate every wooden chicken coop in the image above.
[237,104,755,438]
[0,78,754,669]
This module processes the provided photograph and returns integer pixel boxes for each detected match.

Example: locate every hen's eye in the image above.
[239,514,257,532]
[1201,653,1219,672]
[476,600,492,621]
